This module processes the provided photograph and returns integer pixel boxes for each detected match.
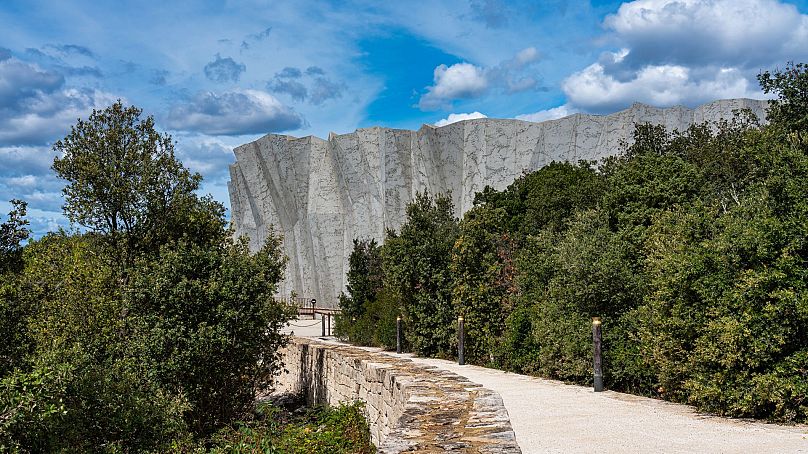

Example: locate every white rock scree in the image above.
[227,98,768,303]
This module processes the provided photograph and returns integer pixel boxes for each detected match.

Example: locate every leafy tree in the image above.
[451,205,515,365]
[758,62,808,134]
[474,161,604,238]
[51,101,217,264]
[383,191,459,357]
[0,200,32,375]
[1,233,188,452]
[0,199,30,275]
[126,233,293,435]
[339,239,384,320]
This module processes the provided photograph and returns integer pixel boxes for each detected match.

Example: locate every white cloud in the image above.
[604,0,808,68]
[563,56,765,113]
[417,47,545,110]
[515,105,576,123]
[434,111,488,126]
[166,89,304,135]
[5,175,38,187]
[418,63,489,110]
[0,57,118,146]
[559,0,807,114]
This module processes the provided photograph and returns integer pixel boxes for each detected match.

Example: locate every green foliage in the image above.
[344,63,808,423]
[0,102,303,451]
[51,101,224,266]
[451,205,515,365]
[339,239,384,320]
[0,200,30,275]
[383,191,459,357]
[126,233,293,435]
[1,234,189,453]
[474,161,604,237]
[205,401,375,454]
[758,62,808,134]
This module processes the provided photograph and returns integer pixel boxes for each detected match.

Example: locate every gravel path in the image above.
[287,323,807,453]
[377,351,808,453]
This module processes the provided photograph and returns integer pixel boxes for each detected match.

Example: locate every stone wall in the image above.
[275,337,521,453]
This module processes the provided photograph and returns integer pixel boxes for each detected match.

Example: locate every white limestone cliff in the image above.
[228,98,768,305]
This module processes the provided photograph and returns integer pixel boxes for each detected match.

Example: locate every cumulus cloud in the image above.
[559,0,805,113]
[418,48,543,110]
[277,66,302,79]
[434,111,488,126]
[564,58,762,113]
[418,63,489,110]
[515,105,576,123]
[0,57,117,146]
[0,146,65,215]
[269,78,308,101]
[604,0,808,69]
[166,89,304,135]
[309,77,345,105]
[305,66,325,76]
[203,54,246,83]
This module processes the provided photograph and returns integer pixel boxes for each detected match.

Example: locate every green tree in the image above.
[51,101,221,265]
[126,233,293,435]
[758,62,808,134]
[383,191,459,357]
[339,239,384,320]
[474,161,604,238]
[0,199,30,275]
[451,205,515,365]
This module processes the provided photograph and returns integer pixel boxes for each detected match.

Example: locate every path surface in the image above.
[284,320,807,454]
[377,352,808,453]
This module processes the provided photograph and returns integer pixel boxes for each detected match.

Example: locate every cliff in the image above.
[228,98,768,304]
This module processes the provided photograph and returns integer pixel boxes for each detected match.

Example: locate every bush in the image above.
[125,234,293,435]
[206,401,375,454]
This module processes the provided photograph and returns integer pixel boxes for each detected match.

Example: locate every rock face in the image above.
[228,98,768,304]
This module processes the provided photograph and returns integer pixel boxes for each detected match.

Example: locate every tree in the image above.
[383,191,459,357]
[0,199,30,274]
[341,239,384,319]
[758,62,808,134]
[451,205,515,365]
[51,101,207,263]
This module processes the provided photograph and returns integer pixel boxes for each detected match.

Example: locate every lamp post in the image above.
[396,316,402,354]
[592,317,603,392]
[458,316,465,366]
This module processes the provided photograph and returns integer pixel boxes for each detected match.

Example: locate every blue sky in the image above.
[2,0,808,236]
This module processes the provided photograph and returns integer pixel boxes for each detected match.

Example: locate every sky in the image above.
[2,0,808,236]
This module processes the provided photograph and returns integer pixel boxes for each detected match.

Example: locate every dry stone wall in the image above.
[275,337,520,453]
[229,98,768,302]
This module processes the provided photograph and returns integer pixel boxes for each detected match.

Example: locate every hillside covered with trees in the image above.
[337,63,808,423]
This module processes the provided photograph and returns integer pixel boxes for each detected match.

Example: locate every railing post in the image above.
[321,313,326,337]
[593,317,603,392]
[458,316,465,366]
[396,316,402,354]
[327,314,332,336]
[310,298,316,320]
